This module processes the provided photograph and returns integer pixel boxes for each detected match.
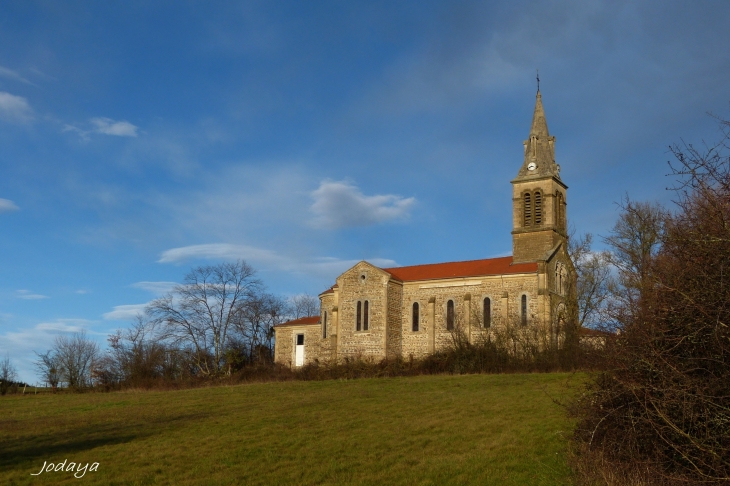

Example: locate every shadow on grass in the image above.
[0,411,210,472]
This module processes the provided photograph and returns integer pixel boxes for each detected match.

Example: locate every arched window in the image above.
[446,300,455,330]
[412,302,419,332]
[524,193,532,227]
[483,297,491,328]
[534,191,542,225]
[363,300,369,331]
[521,295,528,326]
[356,301,362,331]
[323,311,327,338]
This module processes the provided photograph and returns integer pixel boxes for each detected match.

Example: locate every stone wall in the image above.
[320,292,336,362]
[386,281,403,359]
[335,262,390,360]
[399,273,540,357]
[273,324,322,367]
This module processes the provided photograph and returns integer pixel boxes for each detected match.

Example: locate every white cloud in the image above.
[35,319,95,333]
[0,198,19,213]
[15,290,48,300]
[310,180,415,229]
[158,243,282,265]
[0,92,33,123]
[158,243,396,279]
[0,66,33,85]
[90,117,139,137]
[132,281,178,295]
[102,304,148,321]
[75,289,90,294]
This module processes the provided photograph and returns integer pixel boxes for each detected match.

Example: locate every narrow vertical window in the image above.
[559,265,564,295]
[483,297,491,328]
[524,193,532,227]
[557,192,564,229]
[363,300,369,331]
[356,301,362,331]
[534,191,542,225]
[446,300,455,330]
[521,295,528,326]
[323,311,327,339]
[412,302,419,332]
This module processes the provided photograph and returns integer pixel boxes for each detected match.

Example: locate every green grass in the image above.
[0,373,582,485]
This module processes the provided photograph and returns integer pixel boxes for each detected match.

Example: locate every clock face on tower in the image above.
[527,162,537,171]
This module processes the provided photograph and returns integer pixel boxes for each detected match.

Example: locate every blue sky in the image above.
[1,1,729,382]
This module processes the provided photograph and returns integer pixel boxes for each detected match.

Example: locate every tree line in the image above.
[32,261,320,391]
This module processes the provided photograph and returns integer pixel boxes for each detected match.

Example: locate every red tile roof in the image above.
[579,327,614,338]
[274,316,320,327]
[383,256,537,282]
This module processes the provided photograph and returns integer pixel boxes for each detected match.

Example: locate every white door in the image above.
[295,334,304,367]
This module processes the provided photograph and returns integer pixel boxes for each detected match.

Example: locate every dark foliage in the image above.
[571,116,730,485]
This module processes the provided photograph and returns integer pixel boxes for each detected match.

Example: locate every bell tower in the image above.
[511,90,568,263]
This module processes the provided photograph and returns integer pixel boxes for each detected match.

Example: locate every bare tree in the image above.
[572,115,730,484]
[147,260,262,376]
[602,195,668,329]
[566,232,613,329]
[34,350,61,392]
[0,355,18,395]
[235,292,287,365]
[52,331,100,389]
[290,294,319,319]
[94,315,183,388]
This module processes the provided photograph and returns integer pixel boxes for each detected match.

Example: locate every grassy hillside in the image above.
[0,373,580,485]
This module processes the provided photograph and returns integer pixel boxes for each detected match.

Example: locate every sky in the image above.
[1,0,729,382]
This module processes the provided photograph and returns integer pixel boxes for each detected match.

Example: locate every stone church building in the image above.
[274,90,574,367]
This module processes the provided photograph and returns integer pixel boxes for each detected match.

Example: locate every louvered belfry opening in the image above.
[524,192,532,227]
[534,192,542,225]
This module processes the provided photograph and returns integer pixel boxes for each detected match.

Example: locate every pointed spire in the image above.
[515,89,559,180]
[529,91,550,138]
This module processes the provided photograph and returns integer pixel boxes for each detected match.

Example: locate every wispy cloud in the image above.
[0,92,33,123]
[132,281,178,295]
[0,198,19,213]
[102,304,148,321]
[0,66,34,85]
[15,290,48,300]
[310,180,415,229]
[90,117,139,137]
[64,117,139,140]
[35,318,96,334]
[158,243,396,279]
[158,243,281,264]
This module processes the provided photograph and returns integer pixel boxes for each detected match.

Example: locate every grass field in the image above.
[0,373,581,485]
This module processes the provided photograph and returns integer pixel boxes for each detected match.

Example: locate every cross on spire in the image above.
[536,69,540,92]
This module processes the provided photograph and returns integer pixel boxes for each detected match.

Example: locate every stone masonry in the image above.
[273,90,575,366]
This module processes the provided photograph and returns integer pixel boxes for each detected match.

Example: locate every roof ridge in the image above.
[383,255,512,271]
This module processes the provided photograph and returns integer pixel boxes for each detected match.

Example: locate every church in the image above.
[274,90,574,367]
